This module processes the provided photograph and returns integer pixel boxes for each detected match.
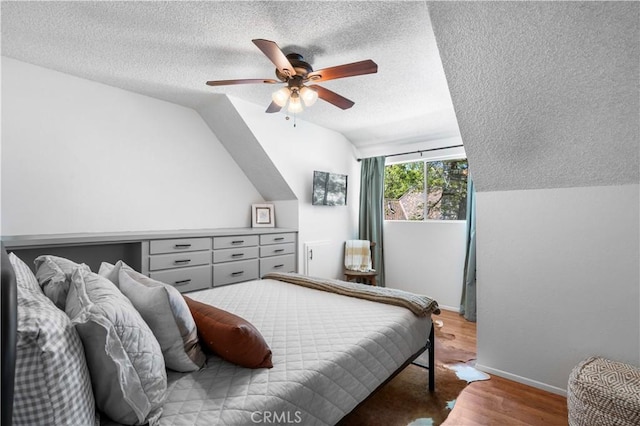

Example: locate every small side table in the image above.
[343,270,377,286]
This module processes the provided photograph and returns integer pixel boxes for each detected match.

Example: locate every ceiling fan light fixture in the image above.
[287,93,303,114]
[300,86,318,107]
[272,87,291,107]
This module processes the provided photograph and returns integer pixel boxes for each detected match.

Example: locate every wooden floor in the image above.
[438,309,569,426]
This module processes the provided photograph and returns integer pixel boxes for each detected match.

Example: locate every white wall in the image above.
[384,220,466,311]
[1,58,263,235]
[228,97,360,279]
[476,184,640,394]
[228,98,469,297]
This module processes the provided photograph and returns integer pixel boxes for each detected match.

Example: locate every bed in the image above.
[1,245,439,426]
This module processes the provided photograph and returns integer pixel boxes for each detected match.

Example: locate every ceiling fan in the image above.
[206,39,378,114]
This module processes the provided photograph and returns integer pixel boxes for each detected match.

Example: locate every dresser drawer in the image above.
[213,235,259,250]
[213,246,259,264]
[260,254,296,276]
[149,251,210,271]
[213,259,259,286]
[259,243,295,258]
[149,265,212,293]
[149,237,211,255]
[259,233,296,246]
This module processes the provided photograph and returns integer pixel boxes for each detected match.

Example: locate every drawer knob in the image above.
[274,237,285,241]
[174,259,191,264]
[174,244,192,249]
[231,253,244,258]
[274,249,284,253]
[231,271,244,276]
[174,279,192,286]
[274,264,284,268]
[231,240,244,245]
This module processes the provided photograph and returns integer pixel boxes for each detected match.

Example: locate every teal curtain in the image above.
[460,176,476,321]
[359,156,386,287]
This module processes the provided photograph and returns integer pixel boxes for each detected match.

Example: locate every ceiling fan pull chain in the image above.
[285,113,297,127]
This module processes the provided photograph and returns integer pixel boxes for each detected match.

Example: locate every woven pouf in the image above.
[568,356,640,426]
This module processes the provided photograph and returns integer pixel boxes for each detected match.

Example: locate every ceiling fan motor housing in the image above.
[276,53,313,81]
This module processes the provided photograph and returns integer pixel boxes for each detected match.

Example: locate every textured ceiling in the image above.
[1,1,460,149]
[429,1,639,191]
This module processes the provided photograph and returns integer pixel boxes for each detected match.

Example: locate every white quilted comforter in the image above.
[109,278,431,425]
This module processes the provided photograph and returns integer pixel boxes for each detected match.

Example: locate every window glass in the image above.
[384,159,468,221]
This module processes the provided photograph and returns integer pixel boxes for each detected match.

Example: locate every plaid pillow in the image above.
[9,252,40,292]
[9,253,96,426]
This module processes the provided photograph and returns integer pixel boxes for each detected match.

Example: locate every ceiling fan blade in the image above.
[252,39,297,77]
[265,101,282,113]
[310,85,355,110]
[307,60,378,83]
[206,78,279,87]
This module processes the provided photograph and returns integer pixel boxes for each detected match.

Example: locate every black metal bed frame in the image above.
[1,245,17,426]
[337,322,435,422]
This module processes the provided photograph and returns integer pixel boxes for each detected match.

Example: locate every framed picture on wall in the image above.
[251,203,275,228]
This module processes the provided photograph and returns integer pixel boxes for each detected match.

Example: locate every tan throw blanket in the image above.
[345,240,373,272]
[263,272,440,317]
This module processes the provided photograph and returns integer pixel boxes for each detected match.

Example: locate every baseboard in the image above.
[474,363,567,397]
[437,305,460,313]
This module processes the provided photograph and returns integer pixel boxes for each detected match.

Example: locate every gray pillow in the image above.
[66,265,167,425]
[33,255,81,310]
[100,261,205,372]
[9,253,96,426]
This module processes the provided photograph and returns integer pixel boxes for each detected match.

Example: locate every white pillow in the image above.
[97,260,121,285]
[66,265,166,425]
[9,253,96,426]
[100,261,205,372]
[34,255,81,310]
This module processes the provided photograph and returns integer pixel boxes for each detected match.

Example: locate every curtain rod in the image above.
[357,144,464,162]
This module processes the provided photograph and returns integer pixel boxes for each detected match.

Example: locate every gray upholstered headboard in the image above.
[1,244,17,425]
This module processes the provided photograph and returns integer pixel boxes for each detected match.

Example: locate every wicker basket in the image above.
[568,356,640,426]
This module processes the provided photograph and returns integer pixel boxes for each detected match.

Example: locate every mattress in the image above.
[111,278,431,425]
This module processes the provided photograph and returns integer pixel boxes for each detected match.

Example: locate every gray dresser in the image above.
[4,228,298,293]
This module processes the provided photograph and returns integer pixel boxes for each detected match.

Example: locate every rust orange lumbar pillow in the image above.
[183,296,273,369]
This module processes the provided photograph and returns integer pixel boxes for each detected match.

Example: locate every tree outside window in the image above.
[384,159,468,221]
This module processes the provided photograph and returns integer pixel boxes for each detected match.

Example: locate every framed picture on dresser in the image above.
[251,203,275,228]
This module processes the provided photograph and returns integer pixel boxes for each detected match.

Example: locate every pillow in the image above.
[184,296,273,369]
[10,252,41,293]
[99,261,205,372]
[66,265,167,425]
[97,260,121,285]
[34,255,82,310]
[9,253,96,426]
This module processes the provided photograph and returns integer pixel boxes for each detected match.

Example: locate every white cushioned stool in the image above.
[568,356,640,426]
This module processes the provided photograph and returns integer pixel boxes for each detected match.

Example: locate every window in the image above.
[384,159,468,221]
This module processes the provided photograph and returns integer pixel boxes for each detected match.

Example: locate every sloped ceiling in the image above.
[1,1,460,152]
[198,95,297,201]
[428,1,639,192]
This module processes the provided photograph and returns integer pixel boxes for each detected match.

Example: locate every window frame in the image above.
[384,155,468,223]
